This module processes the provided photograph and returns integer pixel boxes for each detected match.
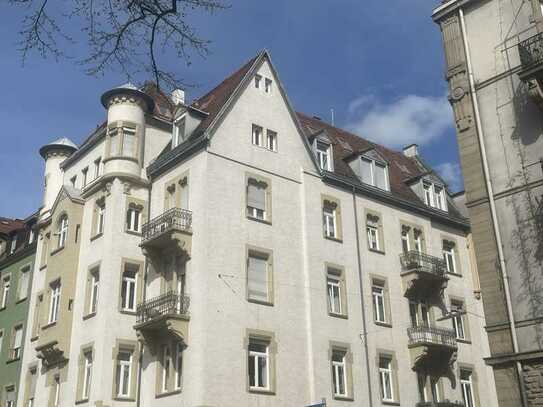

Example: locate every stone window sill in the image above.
[246,215,272,226]
[374,321,392,328]
[90,233,103,242]
[42,321,57,330]
[83,312,97,321]
[247,298,274,307]
[329,312,348,320]
[248,388,275,396]
[324,235,343,244]
[125,230,142,237]
[369,248,386,255]
[333,395,354,402]
[50,246,65,256]
[155,389,182,398]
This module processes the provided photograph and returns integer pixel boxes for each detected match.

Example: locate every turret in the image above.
[39,138,78,219]
[100,83,154,178]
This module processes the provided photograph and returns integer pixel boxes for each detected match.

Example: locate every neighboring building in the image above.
[16,50,497,407]
[432,1,543,406]
[0,213,38,407]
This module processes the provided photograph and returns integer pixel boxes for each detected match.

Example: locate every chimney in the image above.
[403,144,418,157]
[172,89,185,105]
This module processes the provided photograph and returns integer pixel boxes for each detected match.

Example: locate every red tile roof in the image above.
[0,218,24,236]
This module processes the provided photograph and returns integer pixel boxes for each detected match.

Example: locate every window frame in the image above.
[116,350,133,398]
[82,350,93,400]
[460,369,476,407]
[372,280,387,324]
[10,324,23,360]
[378,355,394,402]
[360,156,390,191]
[89,269,99,315]
[121,266,138,312]
[18,265,31,301]
[48,280,61,324]
[331,349,348,398]
[316,141,332,171]
[126,207,142,233]
[248,337,271,392]
[1,275,11,308]
[323,204,337,239]
[57,215,68,249]
[252,124,264,147]
[451,300,467,340]
[246,248,273,305]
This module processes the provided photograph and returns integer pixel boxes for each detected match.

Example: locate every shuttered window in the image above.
[247,252,269,303]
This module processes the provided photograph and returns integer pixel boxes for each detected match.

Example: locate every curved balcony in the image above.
[134,291,190,349]
[408,325,457,373]
[400,251,448,299]
[140,207,192,258]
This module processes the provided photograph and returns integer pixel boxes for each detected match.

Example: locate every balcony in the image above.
[134,291,190,348]
[416,402,464,407]
[140,208,192,258]
[400,251,448,299]
[518,32,543,81]
[408,325,457,373]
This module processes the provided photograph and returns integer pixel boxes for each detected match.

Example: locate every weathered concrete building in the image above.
[14,51,496,406]
[432,1,543,406]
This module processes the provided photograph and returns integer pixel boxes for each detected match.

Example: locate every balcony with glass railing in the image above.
[407,325,457,372]
[134,291,190,344]
[140,207,192,256]
[400,251,449,298]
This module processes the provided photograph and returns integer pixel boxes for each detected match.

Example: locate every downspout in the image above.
[136,181,152,407]
[459,8,528,407]
[352,187,374,407]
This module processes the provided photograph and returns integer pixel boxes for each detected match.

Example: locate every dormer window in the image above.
[423,181,447,211]
[316,141,332,171]
[360,157,389,191]
[10,236,17,254]
[173,117,186,147]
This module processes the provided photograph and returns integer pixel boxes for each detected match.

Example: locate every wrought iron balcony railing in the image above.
[141,207,192,244]
[416,402,464,407]
[519,32,543,68]
[136,291,190,324]
[407,325,457,348]
[400,250,447,276]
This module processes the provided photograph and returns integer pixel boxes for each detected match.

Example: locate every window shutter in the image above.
[247,181,266,211]
[248,256,268,302]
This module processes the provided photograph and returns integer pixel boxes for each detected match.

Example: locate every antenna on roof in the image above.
[330,108,335,126]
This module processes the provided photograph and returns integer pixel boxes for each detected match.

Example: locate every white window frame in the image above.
[28,229,35,244]
[18,266,30,300]
[121,267,137,312]
[11,325,23,359]
[252,124,263,147]
[372,283,386,323]
[460,369,475,407]
[254,74,261,89]
[58,216,68,248]
[97,205,105,235]
[423,181,447,211]
[361,157,389,190]
[117,351,132,398]
[10,236,17,254]
[316,141,332,171]
[174,342,183,390]
[379,356,394,402]
[414,231,423,253]
[248,339,270,391]
[266,130,277,151]
[452,301,466,340]
[401,229,410,254]
[332,350,347,397]
[126,208,141,233]
[1,276,10,308]
[327,275,342,315]
[82,351,93,399]
[443,243,456,274]
[89,270,99,314]
[48,281,61,324]
[173,116,186,147]
[264,78,272,93]
[323,205,337,239]
[53,375,60,407]
[367,225,379,251]
[161,344,171,393]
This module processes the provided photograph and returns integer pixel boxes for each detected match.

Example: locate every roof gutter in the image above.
[458,7,527,406]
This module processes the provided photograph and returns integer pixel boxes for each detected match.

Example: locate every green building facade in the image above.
[0,215,37,406]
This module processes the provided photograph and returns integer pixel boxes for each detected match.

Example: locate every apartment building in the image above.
[432,1,543,406]
[0,213,38,407]
[15,50,496,407]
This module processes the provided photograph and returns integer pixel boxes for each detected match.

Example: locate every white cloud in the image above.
[345,94,453,148]
[435,162,464,192]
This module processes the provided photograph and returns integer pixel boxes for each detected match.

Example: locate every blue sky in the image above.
[0,0,462,219]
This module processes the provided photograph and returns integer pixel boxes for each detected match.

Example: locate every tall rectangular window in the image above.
[89,270,99,315]
[122,126,137,157]
[460,369,475,407]
[379,356,394,402]
[443,241,457,274]
[323,203,337,239]
[401,228,410,254]
[27,367,37,407]
[247,179,267,221]
[116,350,132,398]
[247,251,270,304]
[331,349,347,397]
[11,325,23,359]
[6,387,15,407]
[266,130,277,151]
[316,141,331,171]
[53,375,60,407]
[126,207,141,233]
[94,158,101,179]
[452,300,466,340]
[18,266,30,300]
[327,273,342,315]
[82,351,93,399]
[252,124,263,147]
[49,281,61,323]
[175,342,183,390]
[372,281,386,323]
[97,204,105,235]
[248,338,269,390]
[1,275,10,308]
[82,168,88,187]
[57,216,68,248]
[410,300,430,327]
[161,344,171,393]
[367,225,379,251]
[10,236,17,254]
[121,264,138,312]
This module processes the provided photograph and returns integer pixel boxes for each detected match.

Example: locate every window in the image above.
[248,338,269,391]
[82,351,93,399]
[116,350,132,398]
[173,117,186,147]
[11,325,23,359]
[122,126,137,156]
[266,130,277,151]
[96,203,105,235]
[109,127,120,156]
[443,240,457,274]
[49,281,61,324]
[94,158,101,179]
[126,207,142,233]
[367,225,379,251]
[28,228,35,244]
[41,233,50,268]
[32,294,43,339]
[53,375,60,406]
[247,251,271,304]
[410,300,430,327]
[89,269,99,315]
[57,215,68,248]
[265,78,272,93]
[331,349,347,397]
[26,367,37,407]
[6,387,15,407]
[0,331,3,353]
[460,369,475,407]
[361,157,389,190]
[10,236,17,254]
[414,229,423,253]
[451,300,466,340]
[316,141,332,171]
[252,124,263,147]
[423,181,447,211]
[379,356,394,402]
[323,202,337,239]
[247,179,267,221]
[82,167,88,187]
[121,264,138,312]
[401,228,410,254]
[1,275,10,308]
[254,74,261,89]
[372,280,386,324]
[18,266,30,300]
[70,175,77,188]
[175,342,183,390]
[326,266,346,317]
[161,344,171,393]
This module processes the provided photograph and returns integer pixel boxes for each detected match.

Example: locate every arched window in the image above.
[57,215,68,248]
